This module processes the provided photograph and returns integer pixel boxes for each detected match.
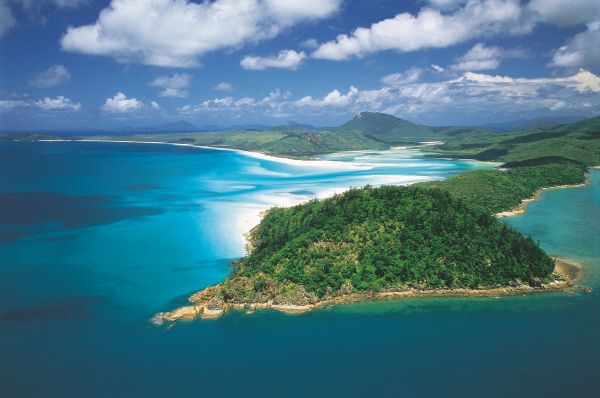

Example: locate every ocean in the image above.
[0,141,598,397]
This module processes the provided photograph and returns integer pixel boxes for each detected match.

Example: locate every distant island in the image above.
[2,112,597,322]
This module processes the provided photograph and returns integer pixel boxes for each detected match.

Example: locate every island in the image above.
[2,112,597,323]
[152,165,589,323]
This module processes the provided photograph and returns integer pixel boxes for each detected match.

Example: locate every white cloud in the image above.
[528,0,600,27]
[312,0,529,61]
[35,96,81,111]
[179,88,292,117]
[552,21,600,68]
[61,0,341,67]
[381,68,422,86]
[29,65,71,88]
[1,95,81,112]
[431,64,445,72]
[241,49,306,70]
[101,92,143,113]
[150,73,191,98]
[213,82,235,92]
[150,101,160,110]
[297,87,360,107]
[451,43,503,71]
[0,99,28,110]
[176,69,600,121]
[0,0,17,38]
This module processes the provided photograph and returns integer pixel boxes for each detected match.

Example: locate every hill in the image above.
[337,112,493,143]
[338,112,433,142]
[484,116,585,132]
[154,184,569,322]
[2,111,499,157]
[429,116,600,167]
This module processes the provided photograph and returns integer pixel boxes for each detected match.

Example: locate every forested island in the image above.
[151,114,597,323]
[153,183,582,323]
[2,112,597,322]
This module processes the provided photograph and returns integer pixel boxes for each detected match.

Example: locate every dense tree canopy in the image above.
[236,185,554,297]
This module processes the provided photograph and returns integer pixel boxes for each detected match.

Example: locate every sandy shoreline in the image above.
[37,138,374,170]
[152,257,588,324]
[495,179,591,218]
[28,139,592,323]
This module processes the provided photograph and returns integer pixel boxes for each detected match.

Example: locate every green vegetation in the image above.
[10,112,597,310]
[69,129,386,157]
[430,116,600,167]
[228,186,554,301]
[337,111,492,144]
[194,116,599,304]
[417,163,586,214]
[2,111,495,158]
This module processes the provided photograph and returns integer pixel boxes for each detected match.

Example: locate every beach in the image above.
[495,179,591,218]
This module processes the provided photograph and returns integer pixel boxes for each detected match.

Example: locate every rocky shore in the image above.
[152,258,586,325]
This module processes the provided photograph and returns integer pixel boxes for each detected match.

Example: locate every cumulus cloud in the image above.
[1,95,81,111]
[312,0,529,61]
[61,0,341,67]
[35,96,81,111]
[241,50,306,70]
[311,0,600,65]
[213,82,235,92]
[451,43,504,71]
[176,69,600,122]
[552,21,600,68]
[179,88,293,118]
[150,73,191,98]
[101,92,143,113]
[296,87,360,107]
[29,65,71,88]
[431,64,445,72]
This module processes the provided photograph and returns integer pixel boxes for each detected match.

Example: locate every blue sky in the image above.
[0,0,599,130]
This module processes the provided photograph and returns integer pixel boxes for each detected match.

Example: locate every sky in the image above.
[0,0,599,130]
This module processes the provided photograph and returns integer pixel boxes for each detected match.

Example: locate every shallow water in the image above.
[0,141,598,397]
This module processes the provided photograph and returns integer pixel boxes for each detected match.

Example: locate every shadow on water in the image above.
[0,192,163,242]
[0,296,106,322]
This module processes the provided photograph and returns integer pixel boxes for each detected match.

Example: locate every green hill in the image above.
[430,116,600,167]
[338,112,433,143]
[337,112,494,144]
[159,185,558,319]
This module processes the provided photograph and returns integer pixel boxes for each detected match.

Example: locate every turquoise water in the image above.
[0,141,598,397]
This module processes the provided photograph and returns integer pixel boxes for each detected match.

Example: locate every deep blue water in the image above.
[0,141,598,397]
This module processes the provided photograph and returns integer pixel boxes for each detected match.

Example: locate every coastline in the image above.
[25,139,593,324]
[35,138,454,246]
[152,257,588,324]
[495,179,591,218]
[36,138,375,170]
